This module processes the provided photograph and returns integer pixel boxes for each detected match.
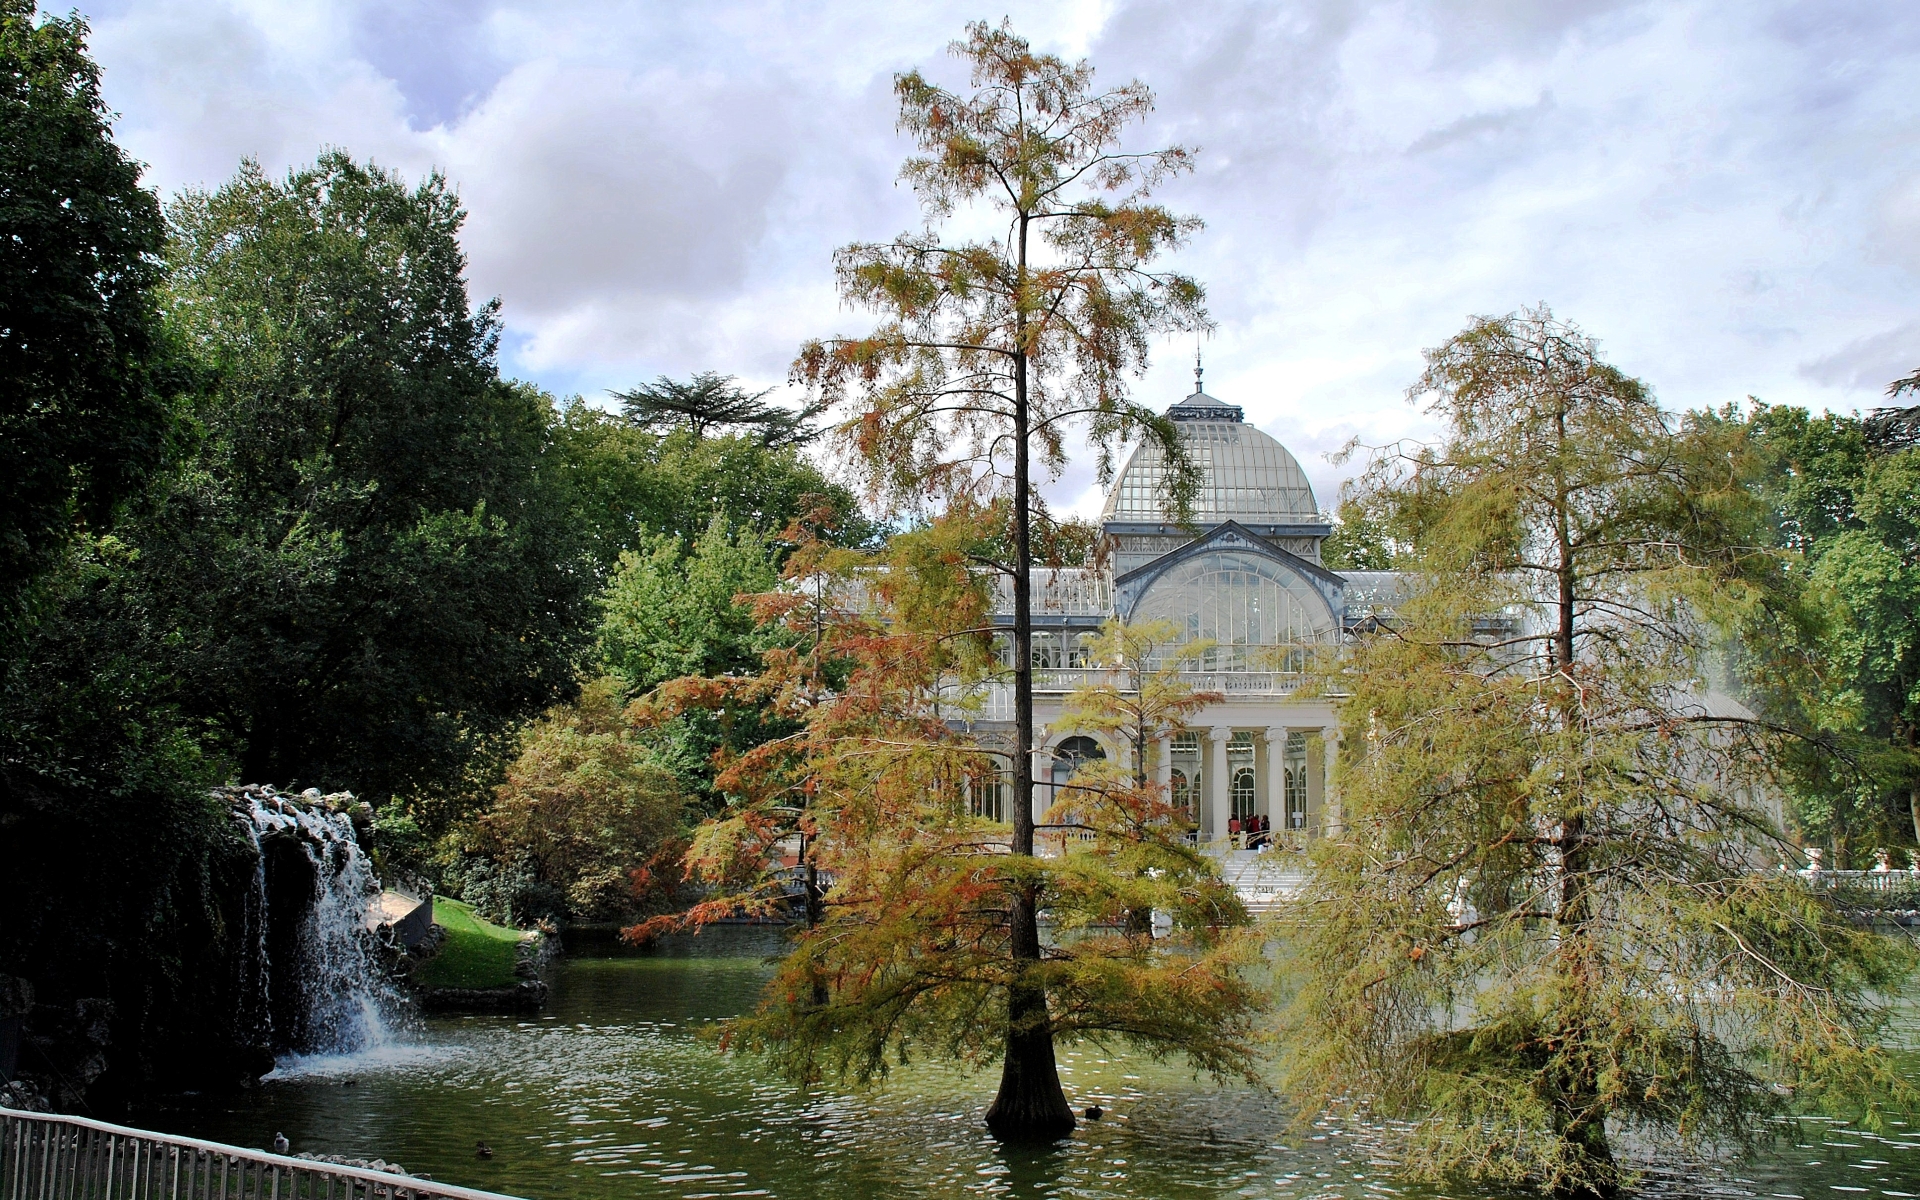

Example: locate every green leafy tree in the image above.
[147,154,593,811]
[612,370,825,447]
[1319,492,1402,572]
[1742,404,1920,859]
[553,397,868,574]
[595,513,792,804]
[0,0,178,624]
[1280,309,1914,1196]
[1810,450,1920,842]
[600,515,784,694]
[790,21,1207,1138]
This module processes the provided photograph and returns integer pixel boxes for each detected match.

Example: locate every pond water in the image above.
[135,928,1920,1200]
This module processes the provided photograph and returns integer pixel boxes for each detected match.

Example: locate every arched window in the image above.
[972,766,1010,824]
[1132,550,1335,670]
[1051,736,1105,778]
[1231,768,1257,820]
[1048,736,1106,825]
[1228,731,1257,821]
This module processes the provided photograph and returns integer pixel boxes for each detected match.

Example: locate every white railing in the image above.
[1031,668,1127,692]
[957,670,1306,708]
[1794,868,1920,895]
[0,1109,524,1200]
[1034,668,1307,695]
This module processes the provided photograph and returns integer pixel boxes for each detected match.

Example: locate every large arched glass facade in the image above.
[1131,550,1335,670]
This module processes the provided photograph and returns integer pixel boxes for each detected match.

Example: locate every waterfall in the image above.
[234,816,273,1049]
[223,786,407,1064]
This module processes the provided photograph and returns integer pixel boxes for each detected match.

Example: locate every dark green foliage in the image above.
[0,1,179,623]
[554,397,868,574]
[0,539,262,1105]
[0,5,259,1110]
[146,155,595,809]
[612,370,825,447]
[1741,404,1920,860]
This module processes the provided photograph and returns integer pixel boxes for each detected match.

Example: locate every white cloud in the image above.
[70,0,1920,513]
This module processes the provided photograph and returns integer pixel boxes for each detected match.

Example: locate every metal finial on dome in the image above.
[1194,347,1203,396]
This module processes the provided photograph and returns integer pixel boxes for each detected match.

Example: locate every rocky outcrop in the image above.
[412,929,553,1014]
[295,1152,431,1181]
[417,980,548,1014]
[0,975,30,1083]
[219,785,404,1059]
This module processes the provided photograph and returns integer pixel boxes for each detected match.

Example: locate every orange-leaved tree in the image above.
[630,506,1262,1138]
[784,19,1217,1138]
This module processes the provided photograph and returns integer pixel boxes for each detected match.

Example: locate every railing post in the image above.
[0,1110,523,1200]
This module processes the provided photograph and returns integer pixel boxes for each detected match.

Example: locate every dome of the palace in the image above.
[1102,389,1322,524]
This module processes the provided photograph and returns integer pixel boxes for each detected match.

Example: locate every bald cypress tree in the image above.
[789,21,1209,1138]
[1278,308,1915,1196]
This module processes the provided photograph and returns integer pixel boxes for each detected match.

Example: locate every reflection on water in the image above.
[135,928,1920,1200]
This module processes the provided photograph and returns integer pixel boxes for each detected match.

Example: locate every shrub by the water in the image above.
[441,677,690,927]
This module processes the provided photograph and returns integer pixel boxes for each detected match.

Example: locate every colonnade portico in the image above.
[1029,719,1341,849]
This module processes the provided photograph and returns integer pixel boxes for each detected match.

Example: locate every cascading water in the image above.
[221,786,408,1066]
[234,816,274,1051]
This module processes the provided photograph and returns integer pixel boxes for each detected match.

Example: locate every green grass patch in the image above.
[414,897,524,989]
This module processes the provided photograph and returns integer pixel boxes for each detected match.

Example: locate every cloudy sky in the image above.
[67,0,1920,512]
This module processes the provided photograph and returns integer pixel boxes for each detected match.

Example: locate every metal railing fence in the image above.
[0,1109,525,1200]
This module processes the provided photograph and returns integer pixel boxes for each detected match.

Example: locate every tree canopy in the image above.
[789,20,1212,1139]
[0,0,177,624]
[611,370,825,447]
[1742,403,1920,858]
[552,396,868,574]
[146,154,595,805]
[1280,309,1913,1196]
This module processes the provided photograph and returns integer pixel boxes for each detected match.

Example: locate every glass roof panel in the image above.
[1103,420,1322,523]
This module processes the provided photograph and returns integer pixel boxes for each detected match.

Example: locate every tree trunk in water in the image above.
[986,978,1076,1139]
[985,232,1075,1141]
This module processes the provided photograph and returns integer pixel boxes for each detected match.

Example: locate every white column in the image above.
[1152,733,1171,797]
[1208,726,1232,847]
[1033,739,1054,826]
[1321,725,1341,836]
[1265,726,1287,834]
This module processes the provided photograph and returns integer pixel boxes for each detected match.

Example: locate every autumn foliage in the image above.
[627,509,1264,1094]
